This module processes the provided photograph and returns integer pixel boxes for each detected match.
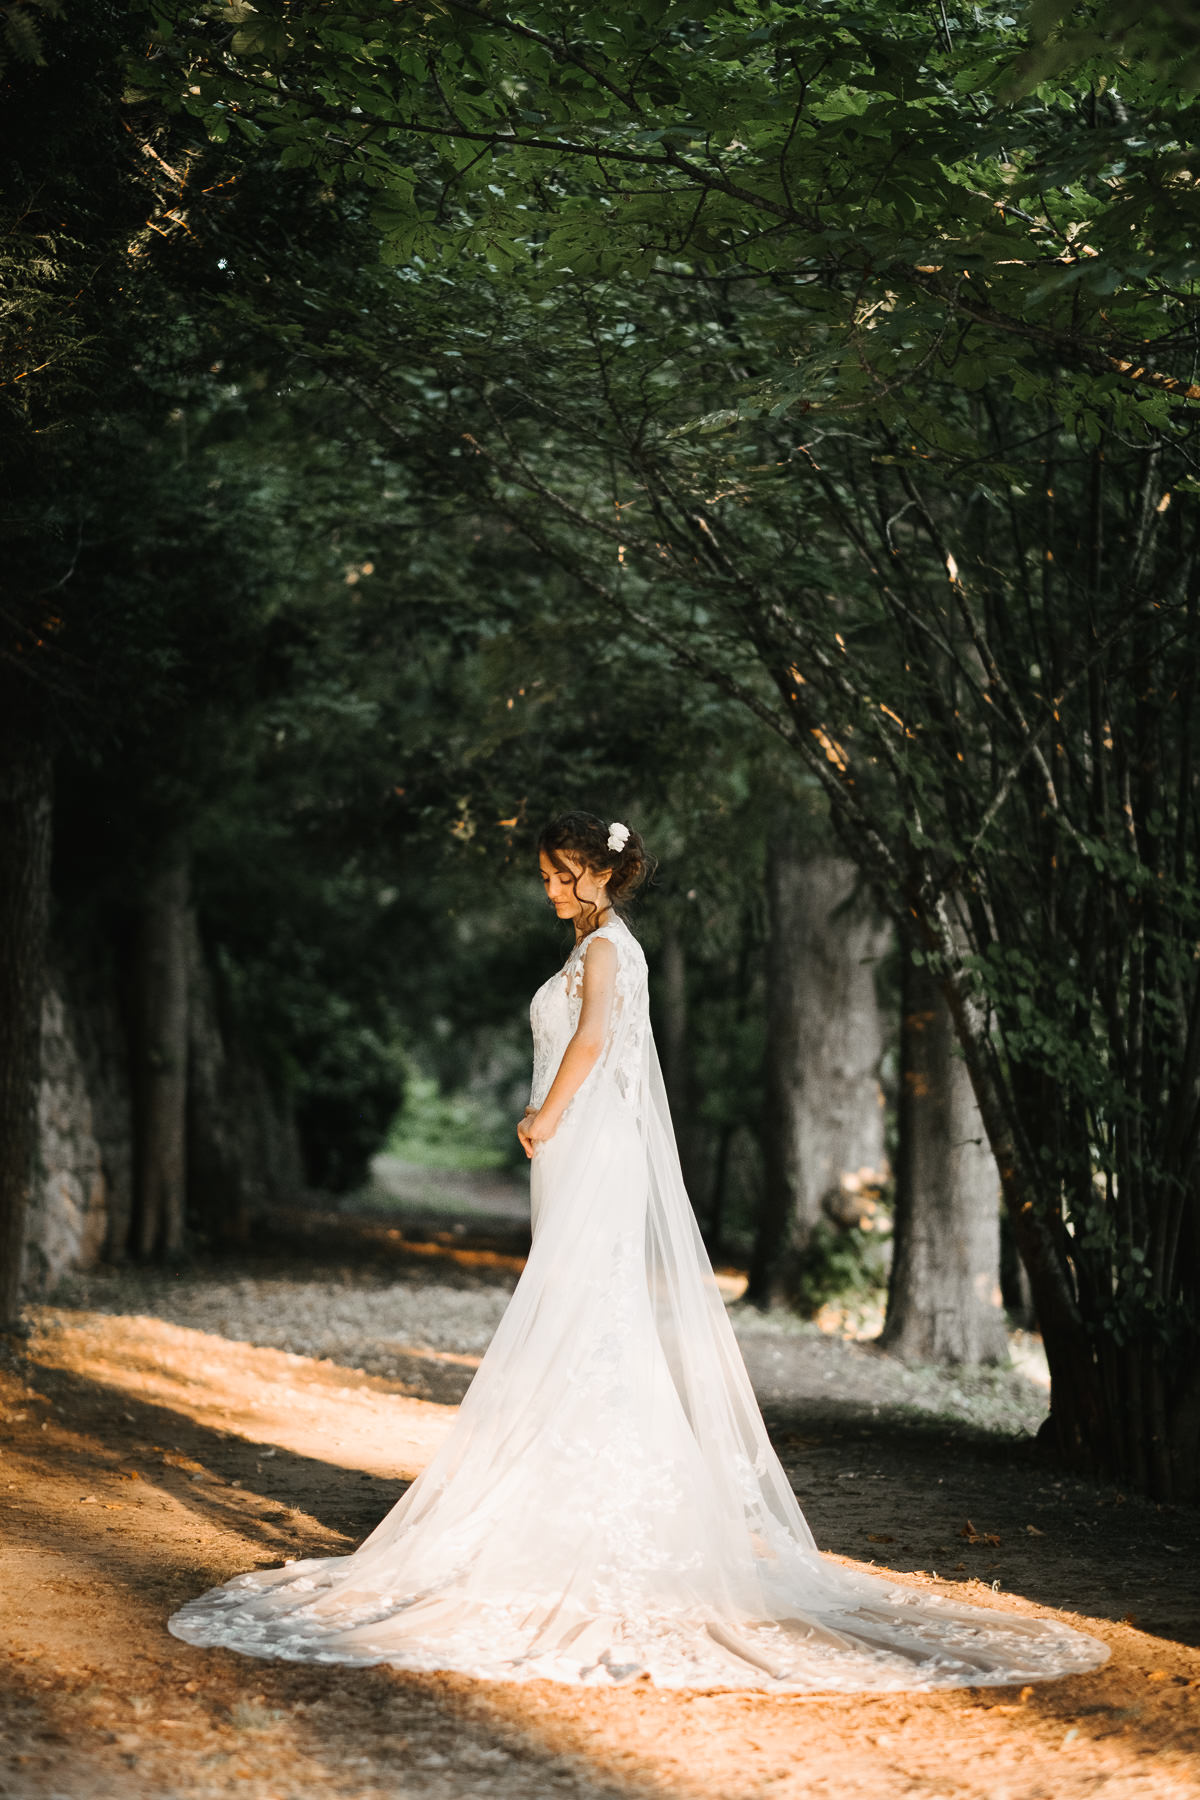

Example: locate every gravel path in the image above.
[50,1196,1049,1437]
[2,1197,1196,1800]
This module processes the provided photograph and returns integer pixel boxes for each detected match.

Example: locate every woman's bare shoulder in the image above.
[580,931,618,971]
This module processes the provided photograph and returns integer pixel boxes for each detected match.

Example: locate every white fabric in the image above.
[168,918,1109,1690]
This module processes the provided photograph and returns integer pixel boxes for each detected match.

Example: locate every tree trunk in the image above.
[186,913,249,1246]
[749,841,890,1305]
[933,939,1193,1493]
[999,1206,1036,1329]
[881,952,1008,1364]
[133,848,190,1260]
[0,735,53,1331]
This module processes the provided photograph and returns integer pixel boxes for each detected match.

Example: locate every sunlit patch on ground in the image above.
[2,1228,1197,1800]
[25,1308,454,1481]
[814,1297,885,1340]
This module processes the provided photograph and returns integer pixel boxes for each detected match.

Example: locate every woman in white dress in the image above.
[168,812,1108,1691]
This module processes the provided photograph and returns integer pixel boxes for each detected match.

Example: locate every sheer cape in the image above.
[168,918,1108,1691]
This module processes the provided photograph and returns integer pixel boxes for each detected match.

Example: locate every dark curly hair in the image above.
[537,811,655,937]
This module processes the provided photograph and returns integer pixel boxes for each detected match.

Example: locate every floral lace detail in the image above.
[541,1227,706,1616]
[528,920,647,1114]
[568,922,647,1109]
[528,971,565,1113]
[169,1558,1108,1691]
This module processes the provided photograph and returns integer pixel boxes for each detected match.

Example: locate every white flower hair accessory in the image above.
[606,820,630,854]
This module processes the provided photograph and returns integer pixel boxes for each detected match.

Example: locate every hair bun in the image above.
[538,811,656,907]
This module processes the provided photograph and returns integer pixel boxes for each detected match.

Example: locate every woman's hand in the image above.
[517,1106,558,1160]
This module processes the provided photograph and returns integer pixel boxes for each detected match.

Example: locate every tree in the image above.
[145,0,1200,1494]
[0,1,165,1320]
[0,741,52,1328]
[439,286,1200,1495]
[12,0,1200,1495]
[749,841,890,1309]
[882,950,1008,1365]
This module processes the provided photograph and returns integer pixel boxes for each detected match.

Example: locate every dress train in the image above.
[168,919,1109,1691]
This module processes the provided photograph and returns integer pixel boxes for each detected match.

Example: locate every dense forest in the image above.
[3,0,1200,1502]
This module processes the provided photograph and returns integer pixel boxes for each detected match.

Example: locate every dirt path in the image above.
[2,1202,1197,1800]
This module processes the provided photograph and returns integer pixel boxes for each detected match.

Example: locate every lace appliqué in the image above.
[528,921,648,1117]
[568,923,647,1112]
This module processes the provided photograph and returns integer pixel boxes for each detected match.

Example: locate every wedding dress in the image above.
[168,917,1108,1691]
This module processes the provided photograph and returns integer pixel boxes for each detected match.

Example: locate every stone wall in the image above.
[23,928,304,1296]
[25,978,113,1295]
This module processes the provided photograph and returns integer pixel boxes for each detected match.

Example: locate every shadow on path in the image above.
[5,1205,1199,1800]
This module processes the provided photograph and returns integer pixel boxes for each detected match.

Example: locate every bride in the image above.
[169,812,1108,1691]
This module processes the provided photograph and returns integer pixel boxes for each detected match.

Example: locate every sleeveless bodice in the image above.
[528,917,649,1115]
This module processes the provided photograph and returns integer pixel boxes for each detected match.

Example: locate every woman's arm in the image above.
[518,935,617,1159]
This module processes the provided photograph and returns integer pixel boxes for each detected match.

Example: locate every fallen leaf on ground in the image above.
[960,1519,1001,1546]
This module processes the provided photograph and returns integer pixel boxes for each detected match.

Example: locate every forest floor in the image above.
[2,1182,1198,1800]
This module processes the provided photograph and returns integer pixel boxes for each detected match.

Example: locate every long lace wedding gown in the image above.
[168,917,1108,1690]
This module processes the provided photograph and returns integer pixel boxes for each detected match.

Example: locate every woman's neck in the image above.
[574,906,615,944]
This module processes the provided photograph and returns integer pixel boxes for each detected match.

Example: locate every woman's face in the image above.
[539,850,610,921]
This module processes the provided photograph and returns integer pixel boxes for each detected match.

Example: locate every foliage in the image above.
[385,1071,513,1173]
[787,1218,892,1320]
[133,0,1200,436]
[118,0,1200,1489]
[0,0,60,71]
[10,0,1200,1486]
